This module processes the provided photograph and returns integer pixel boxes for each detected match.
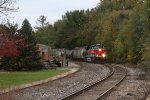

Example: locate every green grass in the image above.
[0,69,68,90]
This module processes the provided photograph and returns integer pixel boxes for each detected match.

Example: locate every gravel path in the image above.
[0,63,110,100]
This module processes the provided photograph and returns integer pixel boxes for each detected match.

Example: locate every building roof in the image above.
[37,44,51,49]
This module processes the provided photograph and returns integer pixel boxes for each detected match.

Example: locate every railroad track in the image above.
[59,64,127,100]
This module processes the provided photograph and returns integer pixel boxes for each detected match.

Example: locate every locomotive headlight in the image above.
[102,53,106,58]
[99,49,102,52]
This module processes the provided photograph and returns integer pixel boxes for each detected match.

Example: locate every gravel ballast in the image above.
[105,65,150,100]
[0,62,110,100]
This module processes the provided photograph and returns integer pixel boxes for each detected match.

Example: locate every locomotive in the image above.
[68,44,107,62]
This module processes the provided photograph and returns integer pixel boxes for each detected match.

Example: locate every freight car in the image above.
[69,44,107,62]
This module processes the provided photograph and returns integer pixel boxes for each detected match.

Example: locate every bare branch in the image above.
[0,0,18,16]
[0,0,8,7]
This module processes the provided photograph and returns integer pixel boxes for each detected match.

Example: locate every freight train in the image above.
[66,44,107,62]
[38,44,107,67]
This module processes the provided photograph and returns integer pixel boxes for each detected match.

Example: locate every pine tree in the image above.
[19,19,43,70]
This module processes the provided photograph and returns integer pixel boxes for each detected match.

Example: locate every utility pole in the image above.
[63,49,66,67]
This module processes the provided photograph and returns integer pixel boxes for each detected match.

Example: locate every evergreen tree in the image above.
[19,19,43,70]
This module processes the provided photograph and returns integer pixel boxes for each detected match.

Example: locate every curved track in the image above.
[0,63,111,100]
[59,64,127,100]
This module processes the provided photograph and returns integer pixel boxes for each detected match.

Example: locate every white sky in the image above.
[8,0,100,27]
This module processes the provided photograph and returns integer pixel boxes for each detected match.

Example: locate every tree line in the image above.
[35,0,150,67]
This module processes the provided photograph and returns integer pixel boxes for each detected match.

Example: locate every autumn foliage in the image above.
[0,34,20,57]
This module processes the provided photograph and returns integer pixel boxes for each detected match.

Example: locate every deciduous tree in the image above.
[0,34,20,57]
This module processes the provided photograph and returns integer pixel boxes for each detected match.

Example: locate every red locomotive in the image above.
[83,44,107,62]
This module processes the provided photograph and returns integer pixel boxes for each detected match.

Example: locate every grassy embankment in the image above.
[0,69,68,89]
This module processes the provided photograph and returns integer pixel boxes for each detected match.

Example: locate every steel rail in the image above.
[96,65,127,100]
[59,64,114,100]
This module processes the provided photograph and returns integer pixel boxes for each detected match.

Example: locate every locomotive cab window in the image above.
[92,46,99,49]
[97,44,105,49]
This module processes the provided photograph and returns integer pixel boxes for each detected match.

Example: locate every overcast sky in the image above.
[9,0,100,27]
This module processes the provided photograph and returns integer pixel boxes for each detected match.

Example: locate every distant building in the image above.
[37,44,51,61]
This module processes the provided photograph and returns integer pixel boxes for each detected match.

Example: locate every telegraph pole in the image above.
[63,49,66,67]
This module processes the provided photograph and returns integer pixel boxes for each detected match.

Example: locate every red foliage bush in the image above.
[0,35,20,57]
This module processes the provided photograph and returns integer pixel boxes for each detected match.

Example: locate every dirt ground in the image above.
[145,67,150,100]
[105,64,150,100]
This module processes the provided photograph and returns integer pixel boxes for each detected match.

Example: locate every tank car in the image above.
[71,47,86,60]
